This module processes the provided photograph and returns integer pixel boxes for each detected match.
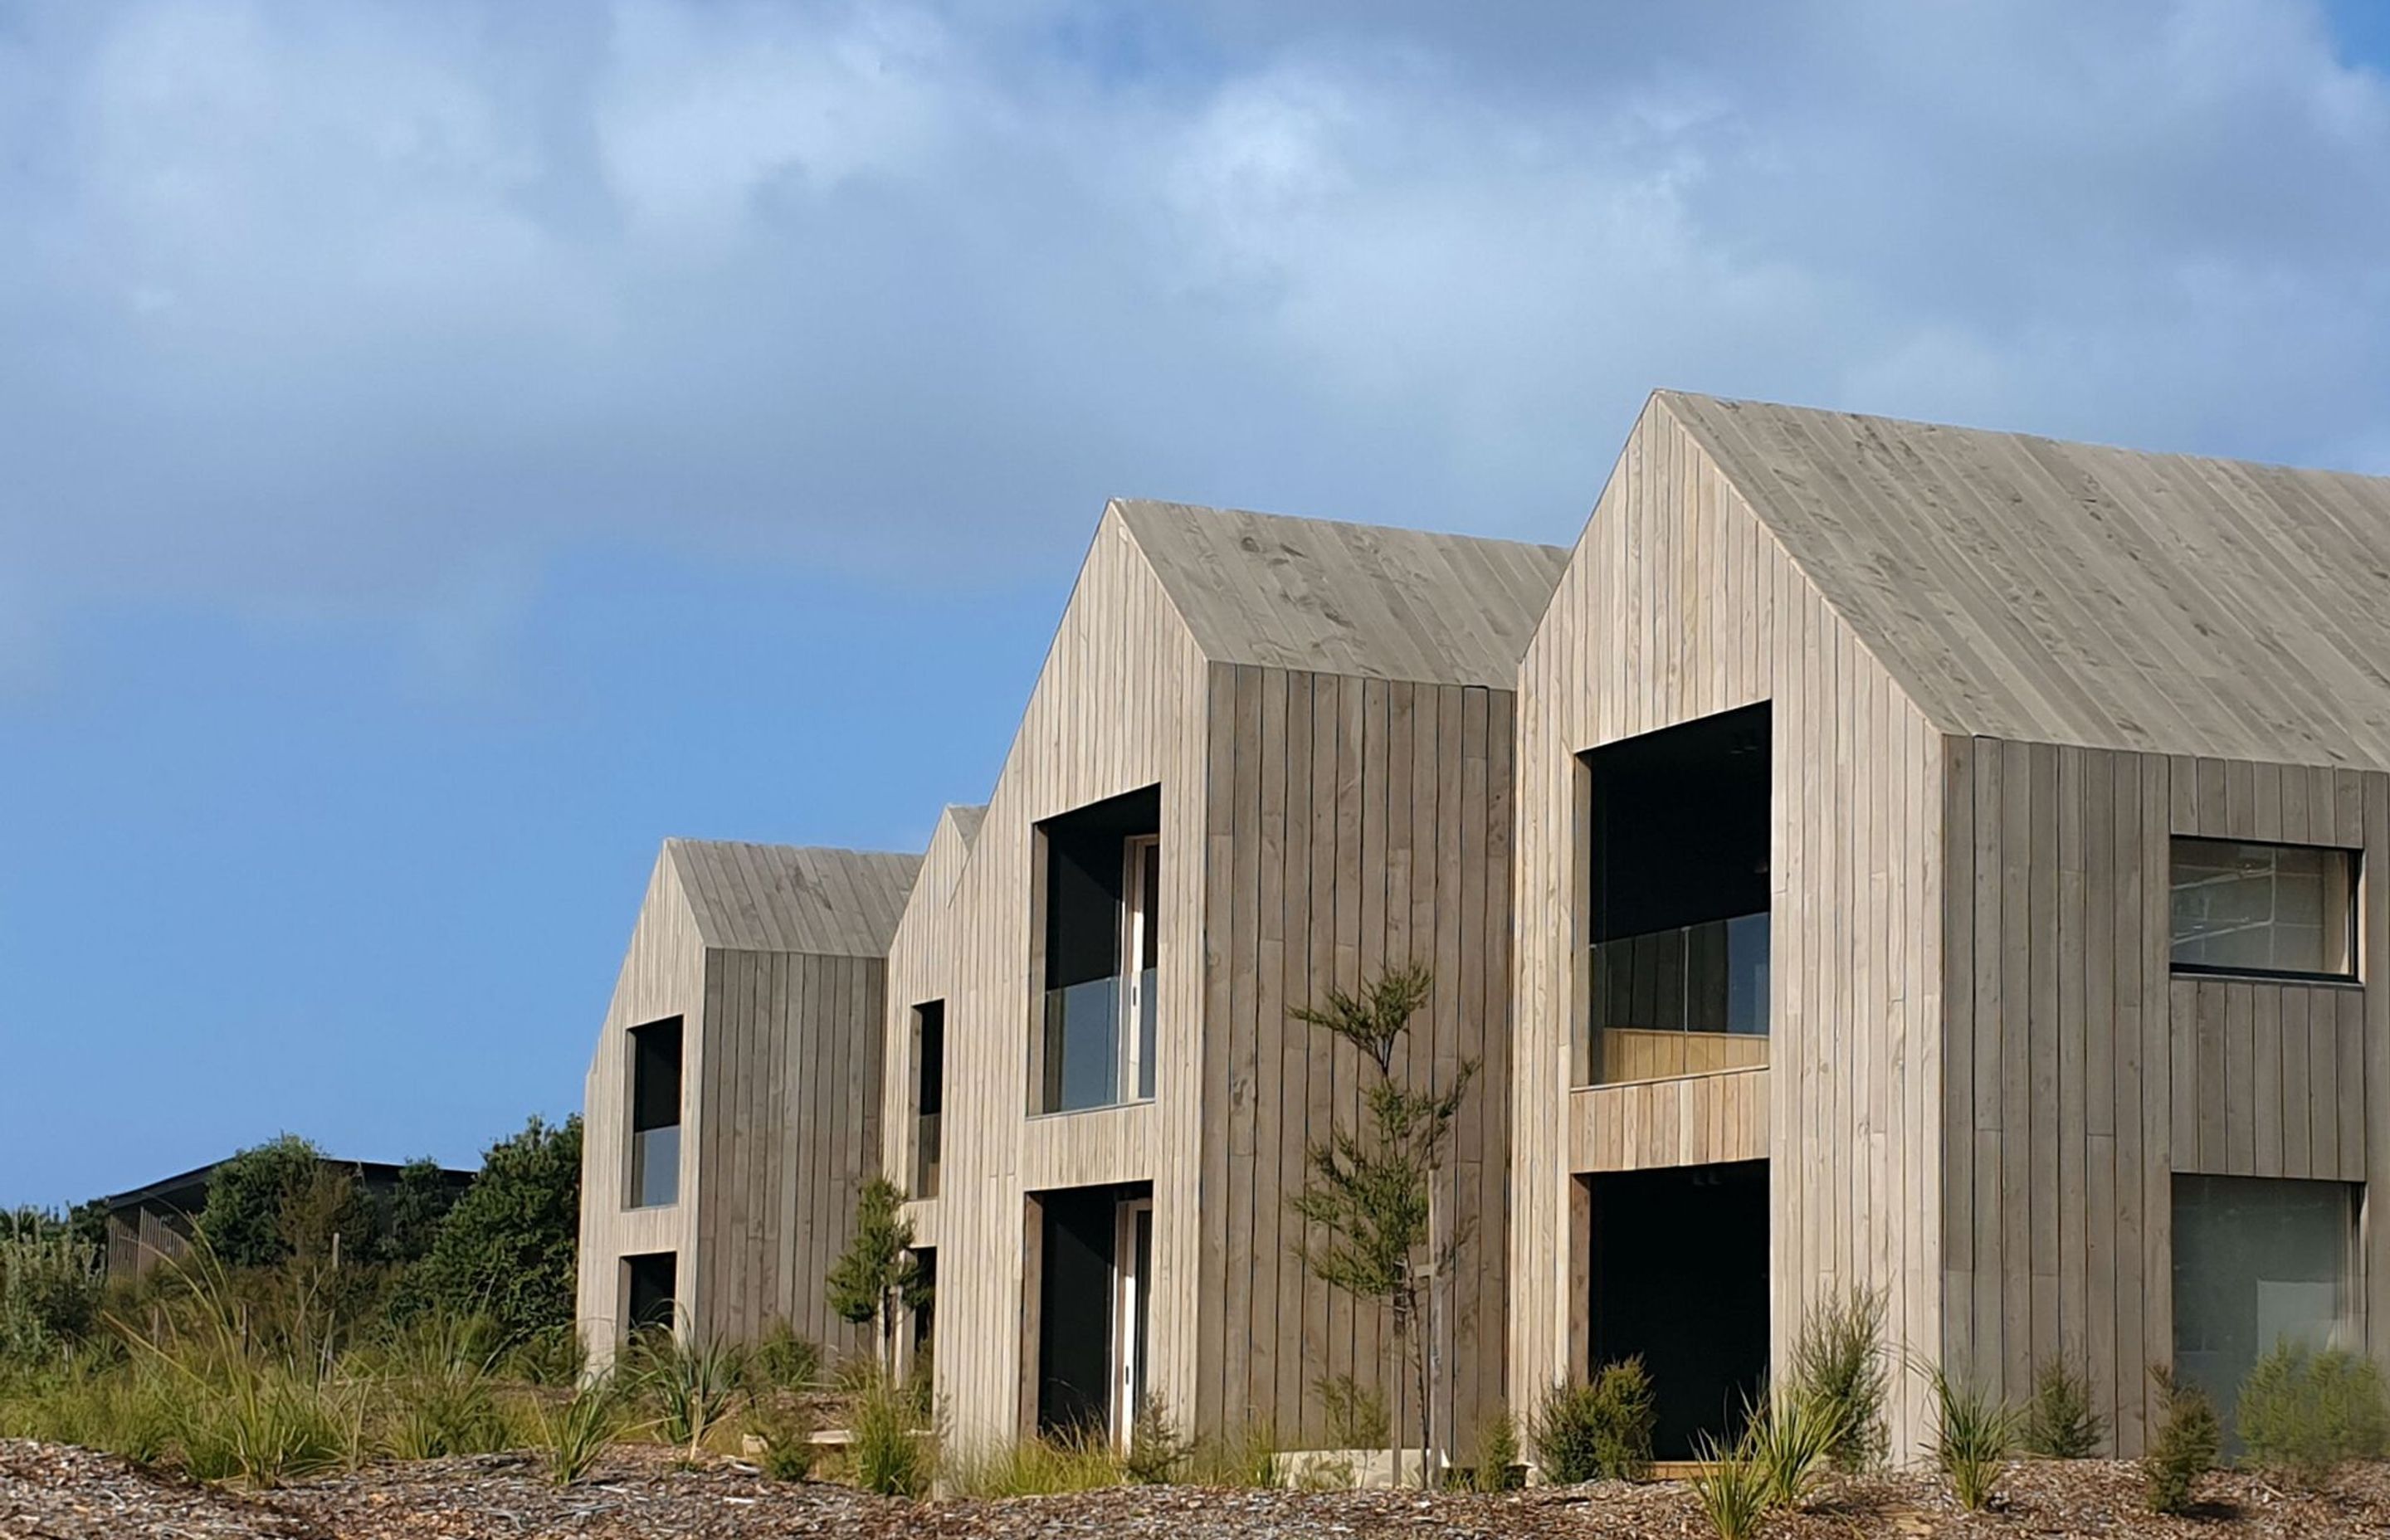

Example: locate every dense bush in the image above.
[1,1216,105,1360]
[2022,1357,2103,1458]
[1789,1286,1887,1471]
[374,1158,461,1268]
[2144,1364,2221,1516]
[1530,1358,1654,1484]
[407,1116,581,1345]
[2236,1343,2389,1486]
[195,1136,356,1270]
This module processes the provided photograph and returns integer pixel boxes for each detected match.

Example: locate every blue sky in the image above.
[7,0,2390,1206]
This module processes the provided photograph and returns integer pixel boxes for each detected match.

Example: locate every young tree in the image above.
[825,1176,929,1377]
[1288,963,1475,1487]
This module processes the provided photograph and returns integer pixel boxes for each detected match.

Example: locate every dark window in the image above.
[624,1250,677,1337]
[628,1017,682,1208]
[2173,1174,2357,1448]
[2170,838,2357,982]
[1036,787,1161,1113]
[915,1001,945,1199]
[1583,703,1772,1084]
[1033,1182,1152,1445]
[910,1247,937,1362]
[1589,1161,1769,1459]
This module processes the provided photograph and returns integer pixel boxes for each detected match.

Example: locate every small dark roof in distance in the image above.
[101,1157,475,1215]
[1660,392,2390,770]
[1113,500,1572,689]
[666,840,922,956]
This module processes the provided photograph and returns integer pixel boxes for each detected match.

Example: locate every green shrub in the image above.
[501,1323,586,1386]
[1190,1419,1283,1488]
[744,1394,816,1481]
[533,1374,620,1487]
[846,1370,934,1497]
[2022,1357,2103,1458]
[2144,1364,2220,1515]
[944,1427,1123,1496]
[1789,1286,1887,1472]
[1530,1359,1654,1484]
[746,1317,822,1391]
[195,1137,339,1270]
[1315,1372,1390,1449]
[637,1326,749,1456]
[368,1313,511,1461]
[1690,1430,1770,1540]
[1925,1367,2014,1512]
[1467,1405,1523,1492]
[2236,1343,2389,1486]
[1,1216,105,1361]
[1746,1391,1841,1509]
[409,1116,581,1347]
[1124,1391,1188,1484]
[373,1158,460,1268]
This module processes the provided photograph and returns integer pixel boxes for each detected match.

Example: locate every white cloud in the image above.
[2,0,2388,660]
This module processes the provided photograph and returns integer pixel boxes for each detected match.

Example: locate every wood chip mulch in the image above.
[7,1440,2390,1538]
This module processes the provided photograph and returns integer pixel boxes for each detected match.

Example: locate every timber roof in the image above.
[1113,500,1571,688]
[664,839,920,957]
[1661,392,2390,771]
[944,804,987,849]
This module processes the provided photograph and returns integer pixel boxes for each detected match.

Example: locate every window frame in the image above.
[2168,836,2361,987]
[625,1016,685,1210]
[1119,834,1161,1105]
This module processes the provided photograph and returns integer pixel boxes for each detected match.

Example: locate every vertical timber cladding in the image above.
[1195,662,1516,1451]
[690,946,885,1355]
[902,508,1212,1446]
[1510,397,1949,1453]
[578,851,705,1370]
[1940,746,2389,1455]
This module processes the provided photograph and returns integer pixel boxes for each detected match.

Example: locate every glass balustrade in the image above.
[1586,911,1770,1084]
[629,1123,680,1209]
[1045,976,1124,1112]
[915,1110,941,1199]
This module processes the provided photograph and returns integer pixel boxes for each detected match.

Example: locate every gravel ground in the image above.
[7,1440,2390,1538]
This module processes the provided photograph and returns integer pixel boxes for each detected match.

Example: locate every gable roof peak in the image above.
[1108,497,1569,688]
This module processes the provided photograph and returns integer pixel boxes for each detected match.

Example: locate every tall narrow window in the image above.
[1583,704,1772,1085]
[1037,787,1161,1113]
[1113,1196,1154,1449]
[2171,838,2358,982]
[627,1017,682,1208]
[914,1001,945,1199]
[1124,836,1160,1103]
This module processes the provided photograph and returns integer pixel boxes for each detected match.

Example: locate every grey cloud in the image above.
[2,0,2388,641]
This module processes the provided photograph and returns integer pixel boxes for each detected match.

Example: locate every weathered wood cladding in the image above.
[1197,662,1514,1450]
[579,852,705,1367]
[691,948,884,1355]
[579,846,899,1368]
[882,504,1535,1452]
[881,508,1212,1446]
[1510,397,1948,1451]
[1940,743,2390,1453]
